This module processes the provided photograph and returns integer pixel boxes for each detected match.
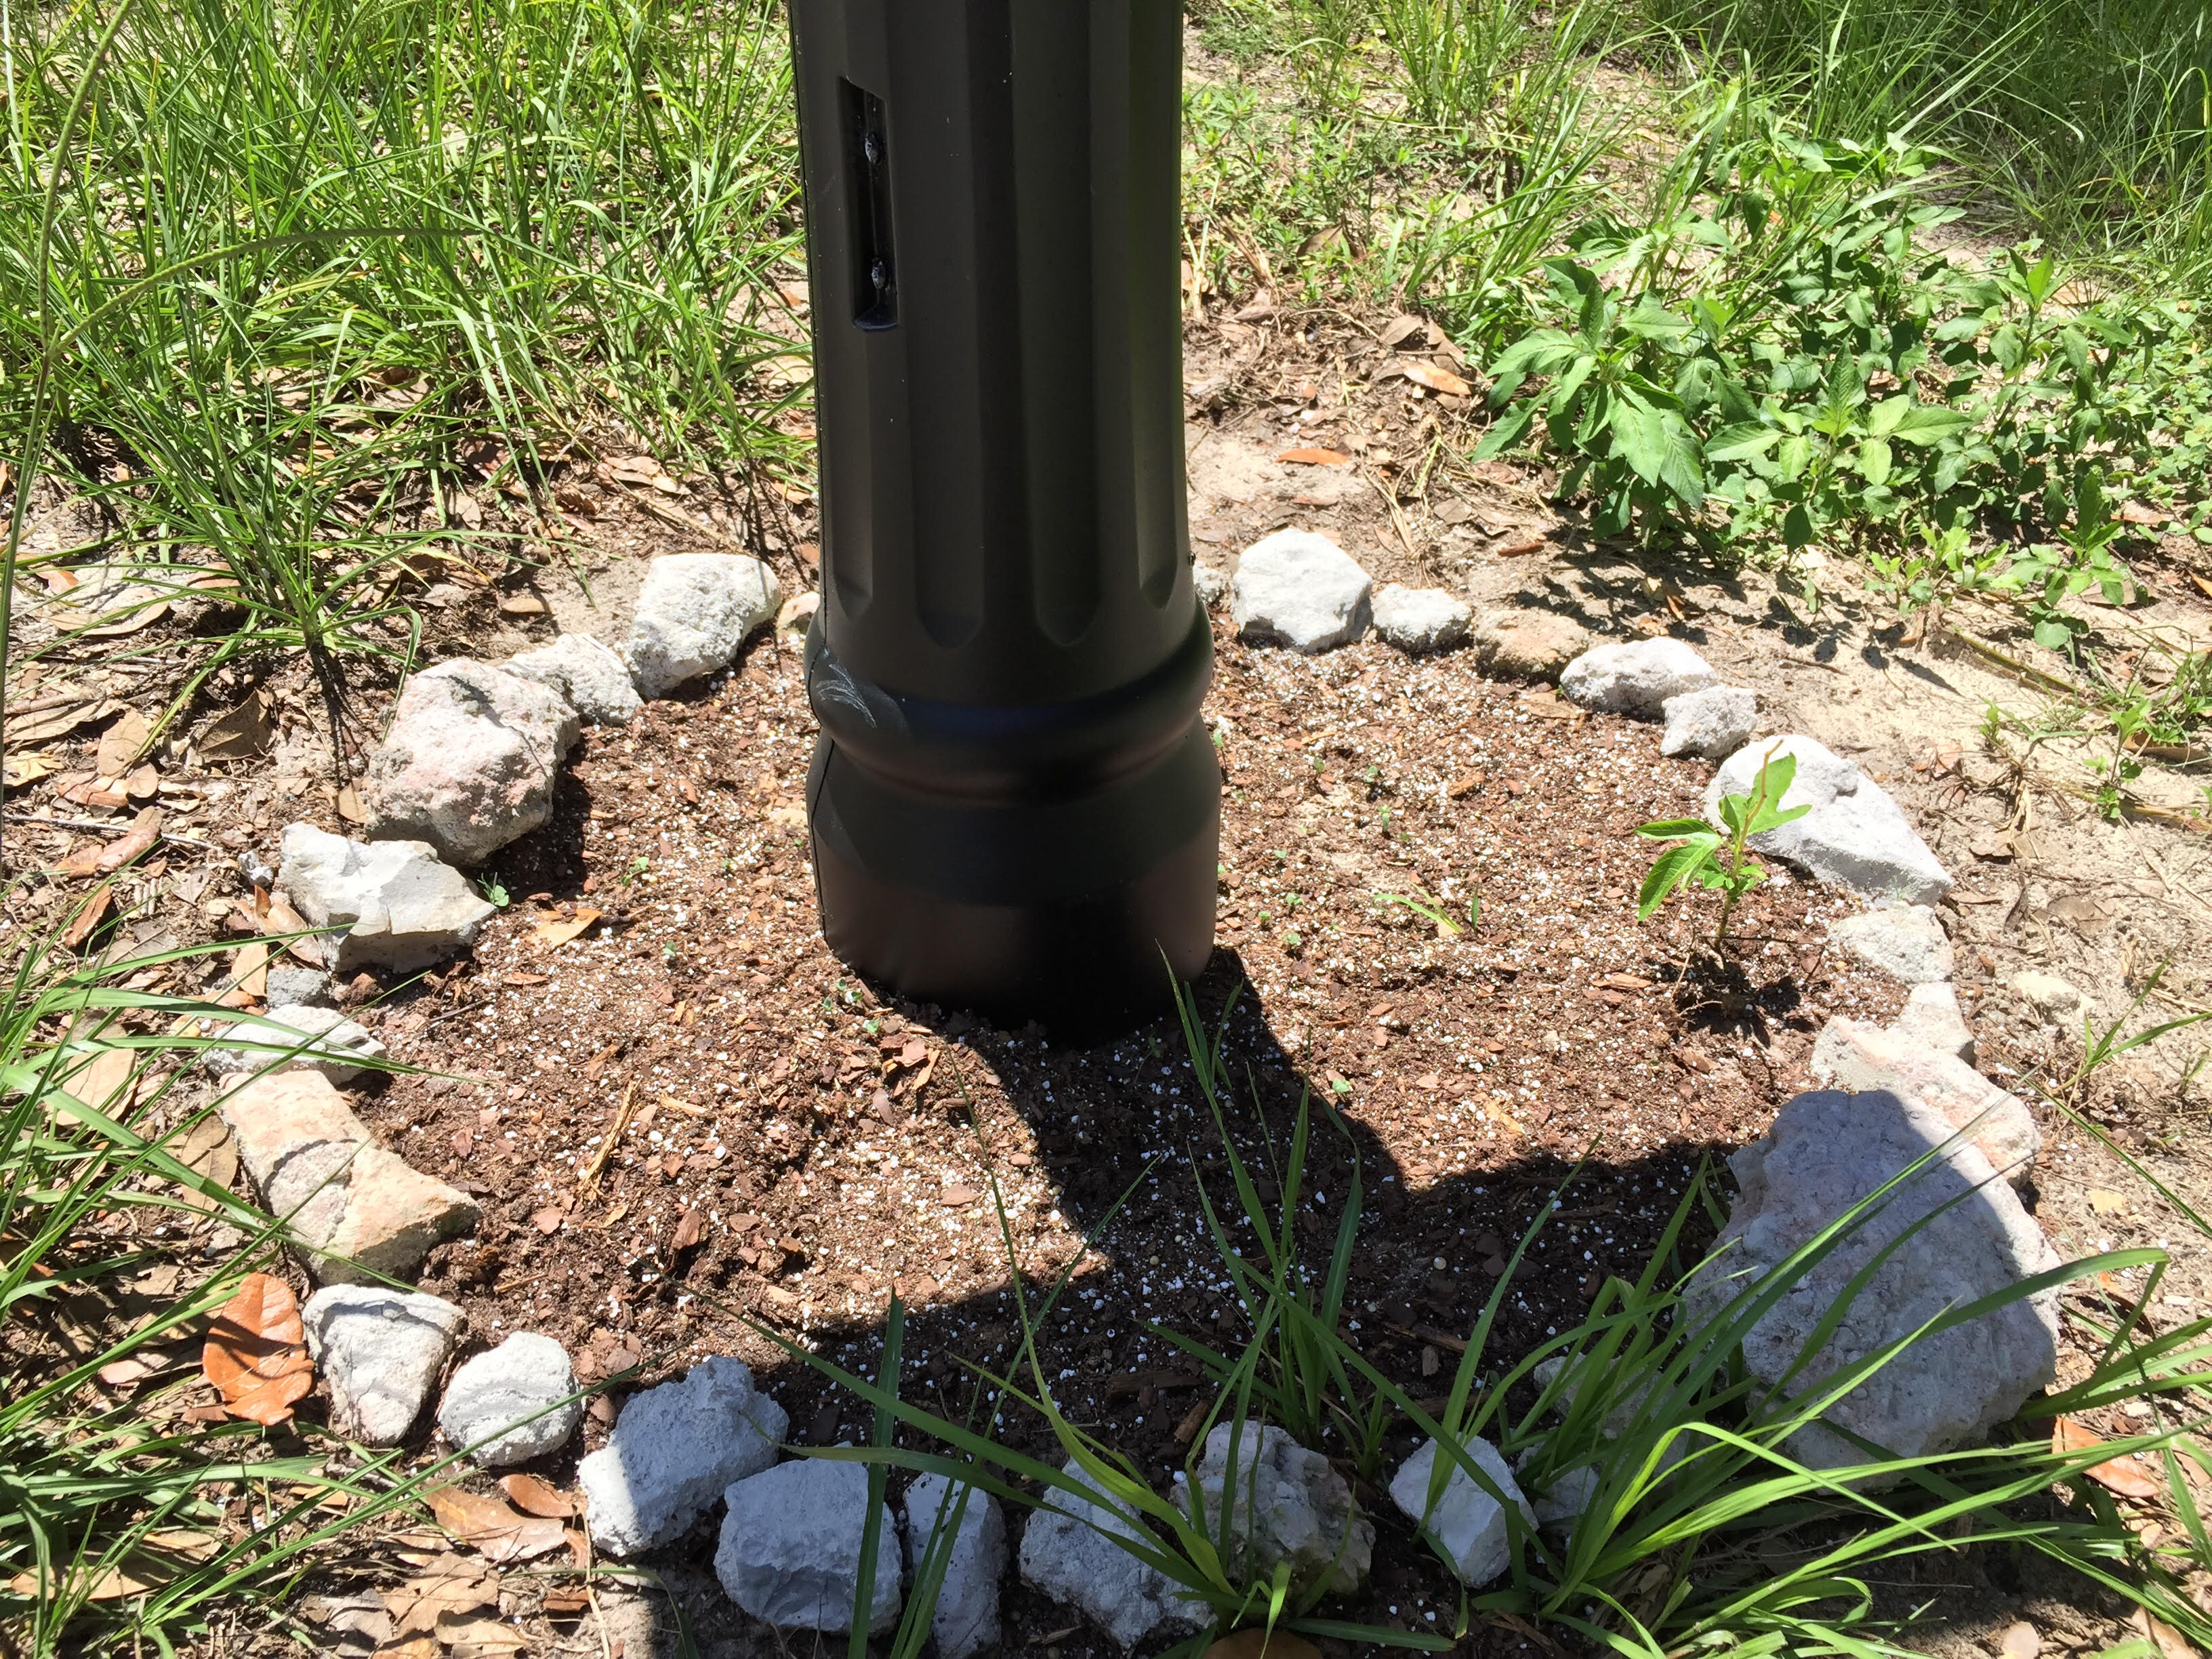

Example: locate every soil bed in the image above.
[312,612,1921,1655]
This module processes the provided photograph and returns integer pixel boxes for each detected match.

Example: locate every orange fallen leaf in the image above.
[1276,447,1351,467]
[535,907,603,949]
[497,1473,577,1519]
[232,939,271,1000]
[52,841,110,879]
[2089,1188,2127,1214]
[258,895,327,967]
[61,882,114,949]
[201,1272,314,1426]
[2055,1416,2163,1499]
[1404,361,1473,397]
[425,1486,570,1564]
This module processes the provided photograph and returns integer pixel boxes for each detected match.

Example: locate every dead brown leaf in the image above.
[337,785,369,825]
[95,708,150,777]
[533,907,603,949]
[385,1561,500,1639]
[1403,361,1473,398]
[231,939,271,1001]
[6,693,117,748]
[70,1046,138,1111]
[1378,314,1427,350]
[198,689,272,760]
[2055,1417,2164,1499]
[438,1614,529,1655]
[495,1473,577,1519]
[173,1114,239,1209]
[201,1272,314,1425]
[425,1486,569,1564]
[61,882,113,949]
[2134,1610,2196,1659]
[1276,447,1351,467]
[92,806,164,874]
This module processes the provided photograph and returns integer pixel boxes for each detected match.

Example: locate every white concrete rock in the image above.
[279,824,495,974]
[1515,1453,1601,1538]
[1829,904,1955,985]
[303,1286,465,1446]
[363,659,580,867]
[437,1332,582,1467]
[2012,972,2091,1027]
[1893,982,1975,1063]
[205,1004,385,1085]
[627,554,781,698]
[1019,1456,1206,1650]
[1193,562,1230,607]
[1660,685,1757,759]
[579,1355,788,1557]
[264,964,333,1008]
[716,1458,901,1633]
[1705,735,1952,905]
[506,632,642,726]
[1685,1088,2060,1471]
[1810,1017,2039,1183]
[1231,529,1372,653]
[1472,609,1592,681]
[1559,638,1719,717]
[1387,1437,1534,1588]
[901,1475,1007,1659]
[1181,1422,1372,1596]
[1371,584,1472,654]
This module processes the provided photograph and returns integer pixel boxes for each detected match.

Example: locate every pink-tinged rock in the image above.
[218,1072,477,1284]
[1809,1018,2038,1183]
[363,659,579,867]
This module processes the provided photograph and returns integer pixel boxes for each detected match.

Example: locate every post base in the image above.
[806,719,1219,1040]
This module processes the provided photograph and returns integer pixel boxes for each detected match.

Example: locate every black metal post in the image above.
[790,0,1218,1036]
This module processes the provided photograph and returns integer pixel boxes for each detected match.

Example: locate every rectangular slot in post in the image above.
[841,78,897,330]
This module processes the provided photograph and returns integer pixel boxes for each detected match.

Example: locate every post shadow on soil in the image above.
[421,754,2063,1656]
[596,945,1764,1657]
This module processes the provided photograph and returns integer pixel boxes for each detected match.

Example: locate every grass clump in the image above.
[758,978,2212,1659]
[1,0,806,699]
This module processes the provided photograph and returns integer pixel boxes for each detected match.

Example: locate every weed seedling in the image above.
[1635,743,1807,951]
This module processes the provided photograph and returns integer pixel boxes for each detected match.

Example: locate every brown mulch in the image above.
[237,611,1917,1655]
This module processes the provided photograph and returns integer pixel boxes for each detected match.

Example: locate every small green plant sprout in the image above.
[478,876,511,907]
[1635,744,1809,949]
[1376,890,1462,937]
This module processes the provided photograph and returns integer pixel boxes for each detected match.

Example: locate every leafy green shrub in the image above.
[1472,105,2209,595]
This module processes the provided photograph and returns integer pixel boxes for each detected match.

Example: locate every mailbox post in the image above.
[789,0,1218,1034]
